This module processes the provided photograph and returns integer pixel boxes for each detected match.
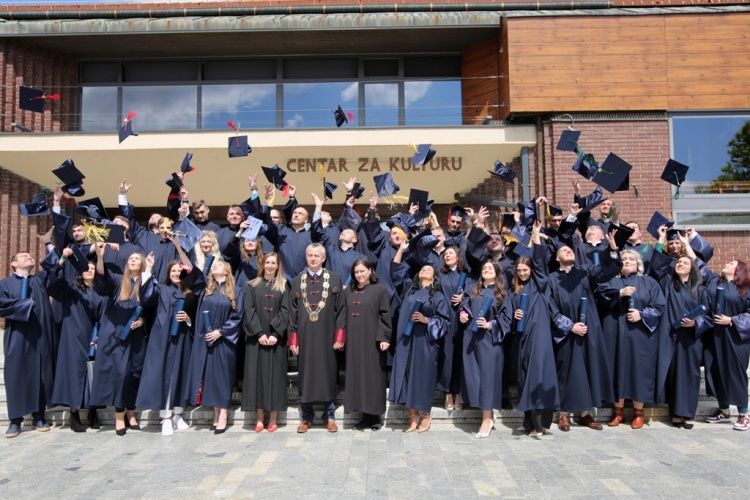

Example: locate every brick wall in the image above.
[0,39,77,133]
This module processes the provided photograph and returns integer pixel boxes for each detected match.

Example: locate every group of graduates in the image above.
[2,168,750,441]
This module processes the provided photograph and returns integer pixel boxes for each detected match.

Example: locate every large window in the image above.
[79,56,462,131]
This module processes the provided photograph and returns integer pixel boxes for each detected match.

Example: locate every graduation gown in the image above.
[136,268,200,411]
[241,279,290,412]
[703,276,750,408]
[288,271,346,404]
[595,273,666,403]
[266,224,312,279]
[0,271,56,420]
[658,276,712,418]
[103,241,143,275]
[343,283,392,415]
[547,252,621,412]
[184,283,245,409]
[90,273,149,409]
[437,269,464,394]
[459,284,511,411]
[120,203,183,281]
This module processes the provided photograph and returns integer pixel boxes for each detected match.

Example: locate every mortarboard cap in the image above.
[501,213,516,229]
[53,159,86,197]
[118,112,138,143]
[19,193,50,217]
[577,187,605,212]
[411,144,436,165]
[661,159,689,187]
[181,152,195,173]
[517,200,539,228]
[239,195,261,218]
[666,228,685,241]
[19,86,59,113]
[609,224,635,250]
[241,216,264,242]
[556,130,581,152]
[408,189,429,214]
[347,182,365,200]
[333,105,354,128]
[228,135,252,158]
[488,160,516,182]
[447,206,469,226]
[323,178,338,200]
[173,218,203,252]
[591,153,632,194]
[76,197,109,222]
[511,232,534,258]
[373,173,399,198]
[70,245,93,276]
[547,204,564,218]
[103,224,126,244]
[558,220,579,238]
[166,172,184,191]
[386,213,414,236]
[646,211,674,240]
[572,153,596,180]
[261,165,290,197]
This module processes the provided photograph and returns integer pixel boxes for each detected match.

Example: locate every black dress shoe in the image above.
[682,419,695,430]
[671,419,684,428]
[115,427,127,436]
[214,426,227,435]
[354,414,370,430]
[89,409,101,429]
[70,412,87,433]
[370,416,382,431]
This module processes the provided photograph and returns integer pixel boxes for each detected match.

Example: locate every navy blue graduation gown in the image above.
[595,273,666,403]
[184,283,245,409]
[265,224,312,279]
[437,269,464,394]
[465,226,513,283]
[103,241,142,275]
[312,219,366,281]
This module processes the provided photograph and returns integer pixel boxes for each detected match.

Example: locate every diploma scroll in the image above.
[671,304,708,329]
[19,276,29,300]
[202,310,214,345]
[591,252,600,266]
[579,297,588,324]
[119,305,143,340]
[203,255,215,275]
[471,296,495,333]
[715,286,725,316]
[515,293,529,333]
[170,299,185,337]
[88,322,99,358]
[454,273,468,296]
[403,299,423,337]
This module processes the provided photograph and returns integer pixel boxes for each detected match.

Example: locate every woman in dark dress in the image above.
[138,237,200,436]
[192,230,222,275]
[242,252,289,433]
[458,260,511,438]
[91,243,149,435]
[595,249,666,429]
[344,259,392,431]
[703,260,750,430]
[438,246,466,412]
[184,259,245,434]
[390,243,451,433]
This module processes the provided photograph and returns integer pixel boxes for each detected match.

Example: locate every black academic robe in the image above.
[624,241,654,275]
[547,251,621,412]
[703,275,750,408]
[103,241,143,275]
[222,238,260,283]
[0,271,56,419]
[194,219,221,234]
[657,276,712,418]
[465,226,513,283]
[595,273,667,403]
[459,284,511,411]
[288,271,346,404]
[136,268,200,411]
[90,272,149,409]
[312,219,365,283]
[241,280,290,412]
[184,283,245,409]
[437,269,465,394]
[343,283,392,415]
[389,264,451,412]
[120,204,182,281]
[266,224,312,279]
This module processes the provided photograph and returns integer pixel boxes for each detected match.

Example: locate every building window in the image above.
[201,84,276,130]
[283,82,358,128]
[121,86,198,131]
[405,80,462,126]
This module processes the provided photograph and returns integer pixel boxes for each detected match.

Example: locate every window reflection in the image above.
[80,86,117,132]
[283,82,358,128]
[201,84,276,129]
[364,83,398,127]
[121,86,197,131]
[405,80,461,126]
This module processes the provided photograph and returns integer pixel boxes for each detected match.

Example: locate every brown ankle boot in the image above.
[558,413,571,432]
[404,409,419,433]
[631,408,645,429]
[609,406,624,427]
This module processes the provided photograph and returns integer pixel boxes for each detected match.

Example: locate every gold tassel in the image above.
[82,220,110,243]
[383,194,409,209]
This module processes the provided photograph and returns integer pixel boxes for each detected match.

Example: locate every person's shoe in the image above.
[354,415,369,430]
[733,415,750,431]
[70,412,87,433]
[214,426,227,435]
[125,417,141,431]
[671,418,684,428]
[704,409,732,424]
[417,412,431,433]
[297,421,311,433]
[325,420,339,433]
[631,409,645,429]
[558,414,571,432]
[115,427,127,436]
[31,415,50,432]
[575,414,603,430]
[267,420,279,433]
[608,407,624,427]
[475,421,494,439]
[370,416,382,431]
[161,419,174,436]
[445,394,454,411]
[88,409,101,429]
[5,420,21,438]
[682,419,695,430]
[404,410,419,433]
[173,414,189,431]
[255,421,265,433]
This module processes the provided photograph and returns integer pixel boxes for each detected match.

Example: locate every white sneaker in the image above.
[733,415,750,431]
[161,419,174,436]
[173,414,189,431]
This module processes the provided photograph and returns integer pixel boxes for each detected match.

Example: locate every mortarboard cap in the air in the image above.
[118,111,138,143]
[591,153,632,194]
[52,159,86,197]
[241,216,264,242]
[646,211,674,240]
[408,189,429,214]
[240,195,261,218]
[556,129,581,152]
[333,105,354,128]
[577,187,605,213]
[261,165,290,197]
[517,200,539,228]
[324,178,338,200]
[347,182,365,200]
[228,135,251,158]
[70,245,93,275]
[661,159,689,187]
[19,86,59,113]
[172,218,203,251]
[609,224,635,250]
[411,144,436,165]
[76,197,109,222]
[103,223,126,244]
[166,172,184,191]
[19,193,50,217]
[373,173,399,198]
[572,153,596,180]
[488,160,516,182]
[181,152,195,173]
[501,213,516,229]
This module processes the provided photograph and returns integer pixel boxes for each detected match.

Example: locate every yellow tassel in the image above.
[428,212,440,229]
[82,220,110,243]
[383,194,409,209]
[319,162,326,181]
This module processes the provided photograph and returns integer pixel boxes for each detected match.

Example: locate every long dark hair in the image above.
[511,256,533,294]
[721,260,750,297]
[164,260,192,294]
[408,264,441,298]
[470,260,507,304]
[350,258,378,291]
[671,257,702,298]
[440,246,465,274]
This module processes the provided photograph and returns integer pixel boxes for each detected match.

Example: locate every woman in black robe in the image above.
[458,260,511,438]
[184,259,245,434]
[344,259,392,430]
[595,249,666,429]
[703,259,750,430]
[242,252,289,433]
[390,244,451,433]
[138,238,200,436]
[437,246,466,411]
[91,243,149,435]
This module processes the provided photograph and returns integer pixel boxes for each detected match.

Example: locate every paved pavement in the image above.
[0,418,748,498]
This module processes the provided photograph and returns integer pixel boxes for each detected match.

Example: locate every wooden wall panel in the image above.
[461,35,502,124]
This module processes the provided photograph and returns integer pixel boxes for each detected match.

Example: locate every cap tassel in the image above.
[673,173,681,199]
[227,120,240,147]
[125,111,137,123]
[82,219,110,243]
[383,194,409,209]
[632,184,640,198]
[319,162,326,182]
[282,185,290,198]
[346,111,355,122]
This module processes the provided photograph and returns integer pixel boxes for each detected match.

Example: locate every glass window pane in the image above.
[201,84,276,129]
[672,115,750,194]
[283,82,357,128]
[122,86,197,131]
[405,80,461,126]
[364,83,398,127]
[80,86,118,132]
[675,212,750,227]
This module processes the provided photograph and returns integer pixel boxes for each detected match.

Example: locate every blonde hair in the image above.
[249,252,288,293]
[194,230,221,271]
[118,252,145,303]
[205,260,237,309]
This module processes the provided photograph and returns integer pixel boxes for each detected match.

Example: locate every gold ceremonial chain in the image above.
[300,270,330,322]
